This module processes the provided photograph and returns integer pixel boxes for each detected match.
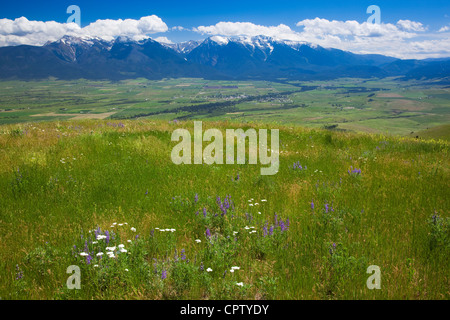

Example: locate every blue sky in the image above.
[1,0,449,58]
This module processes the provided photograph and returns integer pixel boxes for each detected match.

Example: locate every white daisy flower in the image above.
[131,227,136,232]
[231,266,240,270]
[236,282,244,287]
[96,252,103,256]
[195,239,201,243]
[127,240,132,243]
[118,244,125,248]
[93,264,99,268]
[79,252,88,256]
[206,268,213,272]
[125,269,129,272]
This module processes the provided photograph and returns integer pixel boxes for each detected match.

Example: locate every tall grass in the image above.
[0,119,448,299]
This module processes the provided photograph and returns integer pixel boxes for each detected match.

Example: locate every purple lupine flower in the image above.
[280,220,287,232]
[311,200,314,210]
[325,204,329,213]
[206,228,211,238]
[195,210,199,216]
[105,230,110,244]
[269,225,274,236]
[263,223,268,237]
[15,265,23,280]
[135,234,139,240]
[181,249,186,261]
[194,193,199,203]
[274,213,278,226]
[86,254,92,265]
[200,262,204,271]
[203,207,207,217]
[161,270,167,279]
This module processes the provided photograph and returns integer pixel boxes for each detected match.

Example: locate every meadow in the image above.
[0,119,448,299]
[1,77,449,139]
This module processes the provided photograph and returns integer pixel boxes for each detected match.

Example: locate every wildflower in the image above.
[125,269,129,272]
[195,239,201,243]
[206,228,211,238]
[127,240,132,243]
[236,282,244,287]
[206,268,213,272]
[230,269,235,273]
[118,244,125,248]
[131,227,136,232]
[170,229,176,232]
[269,225,274,236]
[80,252,88,256]
[96,252,104,256]
[231,266,240,270]
[194,193,199,203]
[181,249,186,261]
[311,200,314,211]
[161,270,167,279]
[203,207,207,217]
[261,199,267,202]
[119,248,127,253]
[93,264,99,268]
[263,224,268,237]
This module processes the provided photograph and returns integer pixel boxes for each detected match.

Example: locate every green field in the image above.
[1,78,449,139]
[0,119,448,299]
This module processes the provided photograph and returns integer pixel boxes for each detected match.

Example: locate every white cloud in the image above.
[396,20,427,32]
[439,26,450,32]
[0,15,168,47]
[153,36,173,44]
[194,21,301,41]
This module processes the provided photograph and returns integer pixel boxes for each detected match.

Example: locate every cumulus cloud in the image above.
[194,21,298,40]
[396,20,427,32]
[0,15,168,47]
[439,26,450,32]
[153,36,174,44]
[193,19,449,59]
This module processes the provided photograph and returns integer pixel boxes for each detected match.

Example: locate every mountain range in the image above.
[0,35,448,81]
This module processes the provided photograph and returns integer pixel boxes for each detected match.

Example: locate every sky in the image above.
[0,0,449,59]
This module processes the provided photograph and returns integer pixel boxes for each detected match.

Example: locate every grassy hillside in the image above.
[0,119,449,300]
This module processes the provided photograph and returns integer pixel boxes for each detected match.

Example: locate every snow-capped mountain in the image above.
[0,34,447,81]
